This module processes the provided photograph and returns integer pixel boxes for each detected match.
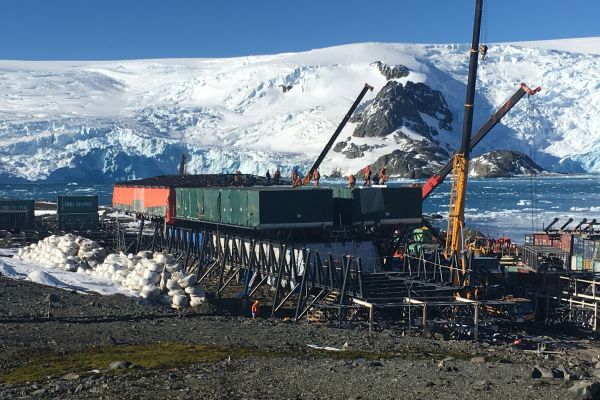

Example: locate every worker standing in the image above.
[348,174,356,189]
[312,169,320,187]
[274,168,281,184]
[292,170,302,188]
[251,300,260,319]
[291,170,297,185]
[479,44,488,60]
[379,167,388,184]
[266,169,271,183]
[363,165,372,187]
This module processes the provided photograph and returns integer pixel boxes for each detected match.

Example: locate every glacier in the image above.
[0,39,599,182]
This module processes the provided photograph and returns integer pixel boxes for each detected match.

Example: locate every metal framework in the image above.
[538,274,600,331]
[105,218,526,339]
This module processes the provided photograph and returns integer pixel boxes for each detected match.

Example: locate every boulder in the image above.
[108,360,133,370]
[568,380,600,399]
[531,365,555,379]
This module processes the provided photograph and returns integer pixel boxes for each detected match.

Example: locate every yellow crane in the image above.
[444,0,484,286]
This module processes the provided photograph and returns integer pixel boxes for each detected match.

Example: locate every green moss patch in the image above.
[0,343,263,384]
[1,342,485,385]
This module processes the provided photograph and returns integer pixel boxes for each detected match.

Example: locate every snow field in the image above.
[1,40,600,182]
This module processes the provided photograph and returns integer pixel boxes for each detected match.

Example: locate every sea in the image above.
[1,175,599,243]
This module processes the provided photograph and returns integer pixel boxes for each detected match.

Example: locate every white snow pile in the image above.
[14,234,206,308]
[16,234,106,272]
[92,251,206,308]
[27,270,65,287]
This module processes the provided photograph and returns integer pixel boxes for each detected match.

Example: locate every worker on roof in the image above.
[292,170,302,188]
[266,169,271,183]
[479,44,488,60]
[363,165,372,187]
[348,174,356,189]
[251,300,260,319]
[379,167,388,184]
[312,169,320,187]
[372,173,380,185]
[274,168,281,184]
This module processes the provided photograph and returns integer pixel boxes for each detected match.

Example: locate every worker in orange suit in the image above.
[348,174,356,189]
[251,300,260,319]
[379,167,388,184]
[292,170,302,187]
[312,169,320,187]
[274,169,281,184]
[363,165,372,187]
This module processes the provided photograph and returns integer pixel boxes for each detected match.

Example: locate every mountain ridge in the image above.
[0,40,598,182]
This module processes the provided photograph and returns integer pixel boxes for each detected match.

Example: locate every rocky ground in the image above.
[2,276,600,399]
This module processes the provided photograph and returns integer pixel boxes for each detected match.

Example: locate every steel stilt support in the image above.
[271,244,286,318]
[338,256,351,327]
[135,217,145,254]
[216,235,228,297]
[473,302,479,342]
[195,231,208,280]
[296,289,327,321]
[294,251,311,321]
[243,240,256,297]
[248,275,269,297]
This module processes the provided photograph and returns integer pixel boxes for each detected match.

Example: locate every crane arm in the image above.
[302,83,374,185]
[421,83,541,200]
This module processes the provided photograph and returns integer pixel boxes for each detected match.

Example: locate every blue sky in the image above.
[2,0,599,60]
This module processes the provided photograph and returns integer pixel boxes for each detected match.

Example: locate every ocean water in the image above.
[1,176,599,242]
[417,175,600,241]
[0,182,114,205]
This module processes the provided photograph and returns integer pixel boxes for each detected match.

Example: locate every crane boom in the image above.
[444,0,484,284]
[302,83,374,185]
[421,83,541,199]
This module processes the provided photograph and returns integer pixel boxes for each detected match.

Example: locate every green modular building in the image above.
[176,187,334,229]
[332,186,422,226]
[0,199,35,230]
[175,185,422,229]
[57,195,99,230]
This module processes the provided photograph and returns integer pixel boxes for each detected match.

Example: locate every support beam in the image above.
[352,298,374,332]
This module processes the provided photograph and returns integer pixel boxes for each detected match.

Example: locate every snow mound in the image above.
[14,235,206,308]
[0,259,22,278]
[27,270,65,287]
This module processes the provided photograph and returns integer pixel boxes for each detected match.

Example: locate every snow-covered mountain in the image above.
[1,38,599,183]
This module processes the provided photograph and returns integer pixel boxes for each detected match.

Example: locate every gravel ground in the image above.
[1,276,600,399]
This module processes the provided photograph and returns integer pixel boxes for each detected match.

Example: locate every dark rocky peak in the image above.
[360,133,449,179]
[333,142,386,160]
[352,81,453,139]
[469,150,544,177]
[372,61,410,80]
[367,149,438,179]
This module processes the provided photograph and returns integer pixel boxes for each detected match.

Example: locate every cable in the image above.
[527,95,539,234]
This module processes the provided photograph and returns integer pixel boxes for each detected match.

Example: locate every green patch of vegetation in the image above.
[0,343,266,385]
[1,342,488,385]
